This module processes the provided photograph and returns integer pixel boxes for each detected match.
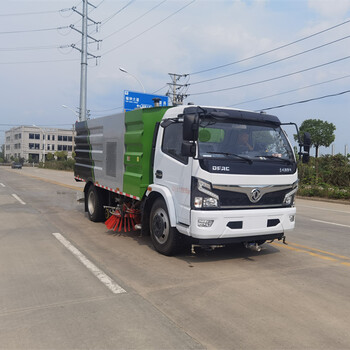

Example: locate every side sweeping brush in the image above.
[104,204,140,232]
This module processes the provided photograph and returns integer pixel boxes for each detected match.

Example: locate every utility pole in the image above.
[167,73,188,106]
[79,0,88,122]
[71,1,101,122]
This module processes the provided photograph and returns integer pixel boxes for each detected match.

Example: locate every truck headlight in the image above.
[194,197,203,208]
[283,187,298,206]
[203,197,218,207]
[197,179,219,199]
[194,196,218,208]
[193,178,220,209]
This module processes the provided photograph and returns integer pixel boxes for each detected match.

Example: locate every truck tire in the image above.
[87,185,105,222]
[150,198,180,256]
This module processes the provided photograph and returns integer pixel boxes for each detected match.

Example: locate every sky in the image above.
[1,0,350,156]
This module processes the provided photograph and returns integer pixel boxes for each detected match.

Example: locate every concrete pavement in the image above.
[3,166,85,191]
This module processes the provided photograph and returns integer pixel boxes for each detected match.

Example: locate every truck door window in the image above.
[162,122,188,164]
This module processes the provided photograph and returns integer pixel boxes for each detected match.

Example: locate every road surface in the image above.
[0,167,349,349]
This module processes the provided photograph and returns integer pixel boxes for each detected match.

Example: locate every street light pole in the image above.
[62,104,79,117]
[119,67,145,93]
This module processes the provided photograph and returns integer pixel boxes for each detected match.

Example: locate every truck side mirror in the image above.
[301,132,311,163]
[183,114,199,141]
[181,141,196,157]
[303,132,311,153]
[302,154,310,163]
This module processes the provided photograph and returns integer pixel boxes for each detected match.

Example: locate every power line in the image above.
[89,106,123,113]
[102,0,167,40]
[229,74,350,107]
[88,0,106,14]
[152,85,168,94]
[102,0,196,56]
[100,0,135,27]
[0,44,71,52]
[189,55,350,96]
[259,89,350,112]
[0,8,72,16]
[190,34,350,86]
[0,58,79,65]
[0,26,70,35]
[189,18,350,76]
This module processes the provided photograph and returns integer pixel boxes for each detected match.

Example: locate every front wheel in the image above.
[150,198,180,256]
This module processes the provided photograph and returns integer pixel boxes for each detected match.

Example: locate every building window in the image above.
[52,144,55,151]
[58,135,62,141]
[68,136,72,142]
[68,145,72,151]
[47,135,50,141]
[58,145,62,151]
[29,133,34,139]
[35,133,40,140]
[63,135,68,142]
[29,143,40,149]
[52,135,55,141]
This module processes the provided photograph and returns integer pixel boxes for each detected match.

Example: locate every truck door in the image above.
[153,121,192,226]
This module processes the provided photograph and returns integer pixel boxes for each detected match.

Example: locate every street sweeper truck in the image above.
[74,105,310,255]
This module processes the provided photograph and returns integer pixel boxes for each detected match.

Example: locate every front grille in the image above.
[215,188,292,208]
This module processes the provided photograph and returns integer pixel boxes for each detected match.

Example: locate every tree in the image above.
[294,119,336,158]
[46,152,54,161]
[54,151,68,161]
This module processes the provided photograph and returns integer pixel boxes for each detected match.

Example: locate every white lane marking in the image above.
[52,233,126,295]
[298,204,350,215]
[12,194,26,205]
[311,219,350,229]
[0,183,5,187]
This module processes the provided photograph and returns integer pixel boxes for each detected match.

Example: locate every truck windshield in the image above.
[198,121,294,163]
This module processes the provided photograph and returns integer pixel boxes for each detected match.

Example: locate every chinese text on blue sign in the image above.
[124,90,168,112]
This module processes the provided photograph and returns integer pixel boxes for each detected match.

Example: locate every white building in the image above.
[4,126,75,162]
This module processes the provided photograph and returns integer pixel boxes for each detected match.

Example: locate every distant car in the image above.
[11,162,22,169]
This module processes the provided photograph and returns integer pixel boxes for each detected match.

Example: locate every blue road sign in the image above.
[124,90,168,112]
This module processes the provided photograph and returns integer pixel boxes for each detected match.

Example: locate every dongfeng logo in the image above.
[249,188,262,203]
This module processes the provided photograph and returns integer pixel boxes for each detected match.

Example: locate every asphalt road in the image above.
[0,167,349,350]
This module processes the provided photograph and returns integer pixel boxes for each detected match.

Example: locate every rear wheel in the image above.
[150,198,180,256]
[87,185,105,222]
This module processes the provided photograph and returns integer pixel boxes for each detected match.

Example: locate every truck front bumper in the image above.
[185,207,296,242]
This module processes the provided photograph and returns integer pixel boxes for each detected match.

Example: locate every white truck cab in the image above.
[146,105,309,254]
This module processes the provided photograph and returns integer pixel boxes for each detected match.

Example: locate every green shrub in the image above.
[39,158,75,171]
[297,154,350,200]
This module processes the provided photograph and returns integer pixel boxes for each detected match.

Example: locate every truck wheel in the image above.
[150,198,179,256]
[87,185,105,222]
